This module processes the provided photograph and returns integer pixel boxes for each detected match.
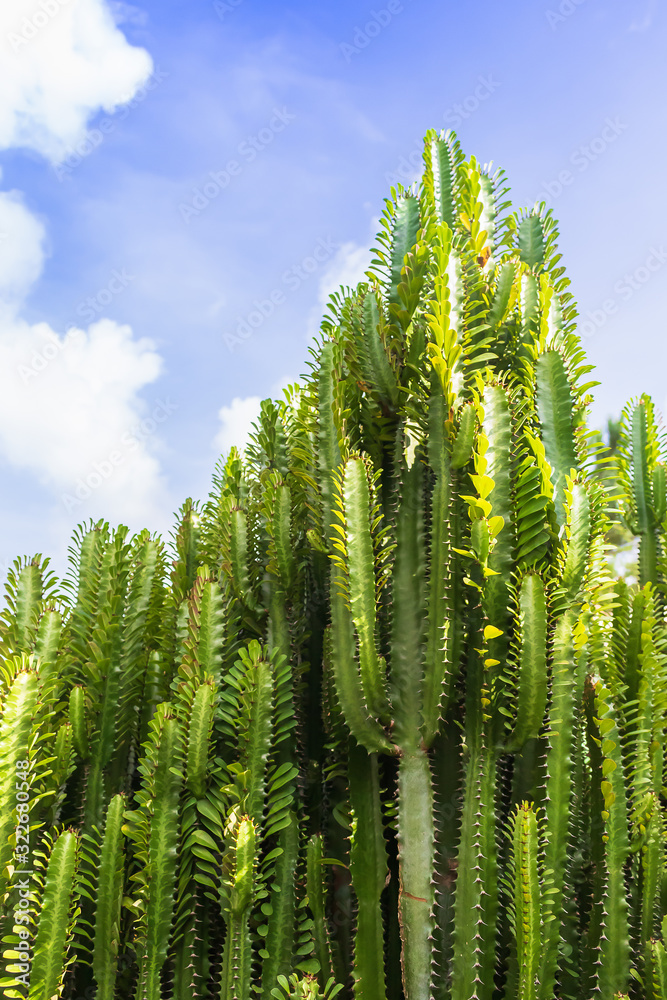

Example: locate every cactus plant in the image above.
[1,129,667,1000]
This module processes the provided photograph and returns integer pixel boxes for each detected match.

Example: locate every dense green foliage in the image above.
[1,129,667,1000]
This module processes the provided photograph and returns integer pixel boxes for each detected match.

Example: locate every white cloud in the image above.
[214,396,262,456]
[0,182,167,528]
[0,0,153,163]
[0,317,166,522]
[213,375,302,460]
[0,190,46,302]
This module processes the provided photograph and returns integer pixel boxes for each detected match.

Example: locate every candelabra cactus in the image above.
[1,129,667,1000]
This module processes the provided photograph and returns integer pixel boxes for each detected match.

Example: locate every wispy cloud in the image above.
[109,1,149,26]
[629,0,657,32]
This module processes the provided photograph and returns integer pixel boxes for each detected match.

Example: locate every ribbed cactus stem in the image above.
[538,609,579,1000]
[29,830,80,1000]
[348,744,387,1000]
[396,750,435,1000]
[220,817,257,1000]
[507,802,541,1000]
[93,794,126,1000]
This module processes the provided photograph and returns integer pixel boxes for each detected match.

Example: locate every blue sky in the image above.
[0,0,665,576]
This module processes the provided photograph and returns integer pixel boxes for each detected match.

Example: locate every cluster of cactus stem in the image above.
[2,128,667,1000]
